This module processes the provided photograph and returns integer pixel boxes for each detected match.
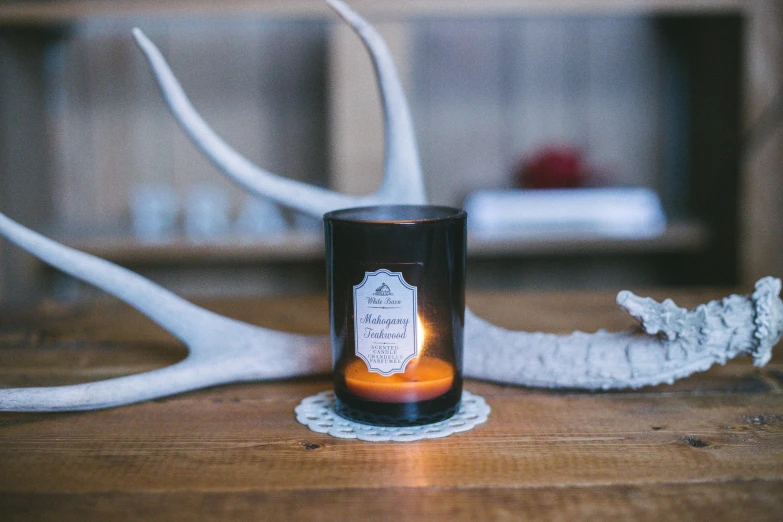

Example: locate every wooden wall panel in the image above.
[50,18,328,234]
[0,28,56,305]
[413,18,505,206]
[327,20,411,196]
[741,0,783,285]
[411,16,665,208]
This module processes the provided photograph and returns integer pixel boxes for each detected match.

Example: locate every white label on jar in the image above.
[353,269,418,375]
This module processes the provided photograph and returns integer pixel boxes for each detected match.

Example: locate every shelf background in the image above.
[1,0,781,305]
[0,0,751,24]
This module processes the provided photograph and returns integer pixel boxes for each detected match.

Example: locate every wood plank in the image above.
[0,28,56,306]
[413,17,505,207]
[584,16,662,190]
[0,287,765,342]
[741,2,783,286]
[682,15,743,285]
[56,220,707,266]
[1,481,781,522]
[0,380,782,493]
[328,21,410,196]
[0,290,781,519]
[48,18,329,241]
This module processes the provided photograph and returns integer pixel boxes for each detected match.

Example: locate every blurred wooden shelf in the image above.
[59,221,707,265]
[4,0,778,304]
[0,0,747,25]
[468,221,708,258]
[61,231,326,265]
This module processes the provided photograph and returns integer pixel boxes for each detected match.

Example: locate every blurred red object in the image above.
[515,146,587,189]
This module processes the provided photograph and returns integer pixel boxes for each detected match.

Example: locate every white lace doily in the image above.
[295,390,490,442]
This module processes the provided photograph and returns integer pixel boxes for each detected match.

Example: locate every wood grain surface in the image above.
[0,290,781,520]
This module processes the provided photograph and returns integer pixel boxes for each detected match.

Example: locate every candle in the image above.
[345,315,453,402]
[324,205,466,426]
[344,358,454,403]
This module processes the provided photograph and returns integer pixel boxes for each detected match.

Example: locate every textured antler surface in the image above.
[465,277,783,390]
[0,0,781,412]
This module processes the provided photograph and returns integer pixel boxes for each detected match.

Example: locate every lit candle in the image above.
[344,318,454,402]
[344,358,454,403]
[324,205,466,426]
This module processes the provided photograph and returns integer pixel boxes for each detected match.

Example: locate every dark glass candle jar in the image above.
[324,205,466,426]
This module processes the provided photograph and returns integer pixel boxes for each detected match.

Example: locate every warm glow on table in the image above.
[344,358,454,403]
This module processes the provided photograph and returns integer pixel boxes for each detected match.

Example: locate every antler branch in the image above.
[464,277,783,389]
[325,0,425,203]
[0,211,330,411]
[132,0,425,218]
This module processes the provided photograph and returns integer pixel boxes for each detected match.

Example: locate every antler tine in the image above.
[0,211,216,346]
[132,28,348,217]
[0,337,329,412]
[325,0,426,204]
[133,0,425,217]
[0,360,212,412]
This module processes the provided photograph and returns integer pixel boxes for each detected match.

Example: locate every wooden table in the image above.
[1,290,781,520]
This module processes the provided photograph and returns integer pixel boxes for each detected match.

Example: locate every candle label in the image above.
[353,269,418,376]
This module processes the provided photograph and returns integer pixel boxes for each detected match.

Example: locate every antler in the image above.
[0,0,781,411]
[131,0,425,217]
[465,277,783,389]
[0,211,330,411]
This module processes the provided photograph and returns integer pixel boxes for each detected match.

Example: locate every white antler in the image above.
[465,277,783,389]
[0,0,781,411]
[0,207,779,410]
[0,211,330,411]
[131,0,425,217]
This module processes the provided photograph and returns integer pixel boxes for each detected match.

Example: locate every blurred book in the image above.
[464,188,666,239]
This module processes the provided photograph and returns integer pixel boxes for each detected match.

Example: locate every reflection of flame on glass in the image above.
[406,315,426,373]
[416,314,426,354]
[345,313,453,402]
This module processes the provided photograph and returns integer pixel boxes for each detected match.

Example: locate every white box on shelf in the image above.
[464,188,666,239]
